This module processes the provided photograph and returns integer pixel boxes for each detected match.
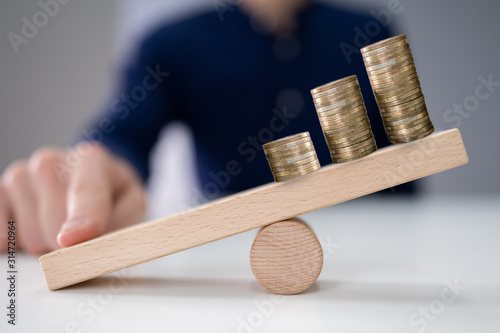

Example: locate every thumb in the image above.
[57,145,114,247]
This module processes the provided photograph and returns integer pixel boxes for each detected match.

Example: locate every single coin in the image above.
[381,105,426,119]
[313,94,362,109]
[332,145,377,163]
[318,109,367,126]
[374,77,420,94]
[375,86,421,101]
[264,140,313,154]
[382,106,428,125]
[384,114,430,131]
[377,92,423,109]
[364,50,413,66]
[322,124,371,139]
[362,44,410,60]
[369,71,418,89]
[265,144,315,162]
[368,64,416,82]
[268,151,317,167]
[369,66,417,84]
[367,58,414,75]
[371,74,419,91]
[376,88,421,104]
[267,150,317,166]
[270,156,319,172]
[377,86,421,102]
[312,83,359,100]
[273,158,321,176]
[323,126,373,141]
[375,85,421,101]
[274,163,321,182]
[362,38,409,57]
[381,100,427,116]
[330,136,375,154]
[382,110,427,124]
[380,95,425,113]
[366,53,413,70]
[320,117,370,135]
[271,160,318,174]
[264,140,314,155]
[375,83,421,101]
[363,42,410,58]
[390,117,433,132]
[390,126,434,143]
[327,136,374,150]
[310,75,358,95]
[370,73,418,90]
[332,141,376,159]
[274,161,321,178]
[377,91,423,107]
[316,96,364,112]
[382,107,428,125]
[324,124,372,139]
[387,121,434,137]
[264,138,312,155]
[386,119,432,136]
[317,103,366,118]
[263,132,310,150]
[317,104,366,120]
[269,158,319,172]
[322,118,370,135]
[325,128,373,144]
[311,81,360,98]
[313,88,361,105]
[361,34,407,54]
[389,124,434,142]
[315,99,365,115]
[327,132,374,148]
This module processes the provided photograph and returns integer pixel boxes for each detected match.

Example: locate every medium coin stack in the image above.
[263,132,321,182]
[311,75,377,163]
[361,34,434,143]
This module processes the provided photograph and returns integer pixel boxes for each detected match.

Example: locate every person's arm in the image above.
[81,32,177,182]
[0,30,177,253]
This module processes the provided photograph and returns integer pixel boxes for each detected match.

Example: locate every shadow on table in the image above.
[59,276,265,298]
[56,276,465,303]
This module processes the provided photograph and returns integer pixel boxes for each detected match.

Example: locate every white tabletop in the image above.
[1,195,499,333]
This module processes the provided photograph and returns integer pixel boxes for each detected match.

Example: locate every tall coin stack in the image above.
[263,132,321,182]
[311,75,377,163]
[361,34,434,143]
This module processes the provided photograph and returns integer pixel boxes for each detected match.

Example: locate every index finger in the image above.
[57,144,115,247]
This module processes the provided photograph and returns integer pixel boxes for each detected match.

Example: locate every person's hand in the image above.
[0,143,147,254]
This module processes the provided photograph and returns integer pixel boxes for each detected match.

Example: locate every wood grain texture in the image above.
[40,129,468,290]
[250,218,323,295]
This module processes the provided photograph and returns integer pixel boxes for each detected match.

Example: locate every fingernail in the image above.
[57,218,92,247]
[58,218,91,235]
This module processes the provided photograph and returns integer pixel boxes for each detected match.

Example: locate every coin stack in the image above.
[361,34,434,143]
[311,75,377,163]
[263,132,321,182]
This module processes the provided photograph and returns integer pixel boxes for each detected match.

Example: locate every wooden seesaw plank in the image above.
[40,129,468,290]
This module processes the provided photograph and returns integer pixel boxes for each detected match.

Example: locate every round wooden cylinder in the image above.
[250,218,323,295]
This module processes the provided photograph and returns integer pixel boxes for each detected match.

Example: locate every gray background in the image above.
[1,0,499,205]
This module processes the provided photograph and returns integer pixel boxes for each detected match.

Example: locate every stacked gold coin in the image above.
[311,75,377,163]
[263,132,320,182]
[361,34,434,143]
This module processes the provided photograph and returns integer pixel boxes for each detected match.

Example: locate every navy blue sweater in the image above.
[83,3,413,197]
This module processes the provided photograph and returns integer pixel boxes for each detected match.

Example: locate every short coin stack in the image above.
[263,132,320,182]
[311,75,377,163]
[361,34,434,143]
